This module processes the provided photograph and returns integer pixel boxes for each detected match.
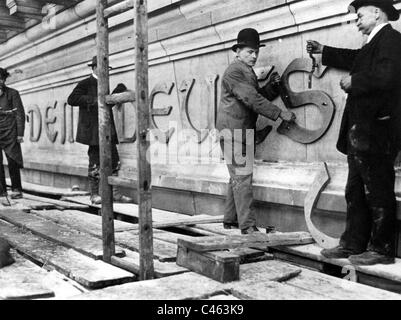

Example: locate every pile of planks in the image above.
[176,231,314,283]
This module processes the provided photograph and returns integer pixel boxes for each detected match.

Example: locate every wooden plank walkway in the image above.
[270,243,401,291]
[0,221,135,289]
[69,260,401,300]
[6,178,89,197]
[62,195,223,226]
[0,209,125,260]
[0,250,85,300]
[1,193,401,299]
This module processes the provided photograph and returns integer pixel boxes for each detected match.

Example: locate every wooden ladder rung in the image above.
[105,90,136,104]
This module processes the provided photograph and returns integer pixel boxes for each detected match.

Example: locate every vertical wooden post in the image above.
[135,0,154,280]
[96,0,115,262]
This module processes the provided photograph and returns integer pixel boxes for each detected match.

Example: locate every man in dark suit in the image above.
[68,56,132,205]
[0,68,25,206]
[307,0,401,265]
[216,28,296,234]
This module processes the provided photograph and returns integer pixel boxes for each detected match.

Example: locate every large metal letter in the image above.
[278,58,335,144]
[150,82,174,144]
[27,104,42,142]
[45,101,58,143]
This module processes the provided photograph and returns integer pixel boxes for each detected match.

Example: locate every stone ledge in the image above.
[12,158,401,221]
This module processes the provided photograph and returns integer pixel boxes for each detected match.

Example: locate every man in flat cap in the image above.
[68,56,133,205]
[0,68,25,206]
[307,0,401,265]
[216,28,296,234]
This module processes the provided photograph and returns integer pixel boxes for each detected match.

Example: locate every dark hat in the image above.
[87,56,113,69]
[348,0,399,21]
[231,28,265,52]
[0,68,10,79]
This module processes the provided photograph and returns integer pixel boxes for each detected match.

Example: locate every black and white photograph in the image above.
[0,0,401,308]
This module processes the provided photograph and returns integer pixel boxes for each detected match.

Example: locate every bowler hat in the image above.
[348,0,399,21]
[231,28,265,52]
[87,56,113,69]
[0,68,10,79]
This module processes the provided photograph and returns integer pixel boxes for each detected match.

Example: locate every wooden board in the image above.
[6,178,89,197]
[0,221,135,289]
[0,198,58,212]
[0,252,55,300]
[62,196,223,226]
[176,244,240,283]
[24,194,89,210]
[273,243,401,284]
[31,209,137,234]
[115,230,177,262]
[111,250,188,278]
[68,272,224,300]
[0,209,124,260]
[285,266,401,300]
[31,208,179,263]
[178,232,314,252]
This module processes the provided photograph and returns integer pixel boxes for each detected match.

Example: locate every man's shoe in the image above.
[113,194,133,203]
[223,222,239,229]
[349,251,395,266]
[10,189,23,199]
[90,194,102,205]
[0,196,11,207]
[321,245,362,259]
[241,226,260,235]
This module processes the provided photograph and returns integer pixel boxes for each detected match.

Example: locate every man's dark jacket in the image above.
[0,86,25,165]
[216,59,282,144]
[322,24,401,155]
[67,76,119,146]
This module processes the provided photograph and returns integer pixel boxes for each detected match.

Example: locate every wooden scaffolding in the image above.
[95,0,154,280]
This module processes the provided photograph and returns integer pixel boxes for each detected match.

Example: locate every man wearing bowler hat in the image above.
[216,28,296,234]
[0,68,25,206]
[307,0,401,265]
[68,56,133,205]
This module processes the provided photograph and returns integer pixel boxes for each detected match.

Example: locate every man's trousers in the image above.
[340,153,398,257]
[0,150,22,196]
[220,139,255,230]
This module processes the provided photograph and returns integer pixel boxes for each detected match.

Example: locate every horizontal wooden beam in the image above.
[105,90,136,104]
[104,0,134,19]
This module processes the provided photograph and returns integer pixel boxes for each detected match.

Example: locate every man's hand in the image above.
[280,110,296,122]
[17,136,24,143]
[306,40,324,54]
[340,75,352,93]
[269,72,281,86]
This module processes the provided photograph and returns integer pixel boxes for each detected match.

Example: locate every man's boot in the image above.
[0,238,15,269]
[113,186,133,203]
[88,176,101,205]
[9,189,23,199]
[0,195,11,206]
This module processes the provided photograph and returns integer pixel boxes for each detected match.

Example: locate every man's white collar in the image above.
[92,72,98,80]
[367,23,389,44]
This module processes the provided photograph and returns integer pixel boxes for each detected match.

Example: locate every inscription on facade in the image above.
[25,59,335,146]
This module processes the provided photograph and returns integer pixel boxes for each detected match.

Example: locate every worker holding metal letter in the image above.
[68,56,133,205]
[0,68,25,206]
[216,28,296,235]
[307,0,401,265]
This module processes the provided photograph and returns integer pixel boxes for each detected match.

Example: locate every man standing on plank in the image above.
[0,68,25,206]
[68,56,133,205]
[307,0,401,265]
